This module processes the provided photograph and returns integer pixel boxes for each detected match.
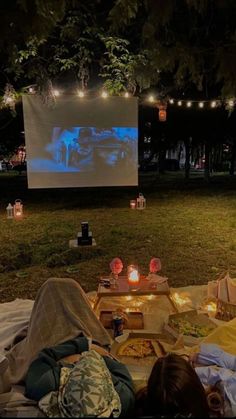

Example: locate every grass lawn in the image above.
[0,170,236,302]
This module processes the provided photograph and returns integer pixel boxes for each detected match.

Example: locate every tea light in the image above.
[130,200,136,209]
[205,301,217,317]
[13,199,23,219]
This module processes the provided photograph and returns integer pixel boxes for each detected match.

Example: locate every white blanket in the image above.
[0,299,34,354]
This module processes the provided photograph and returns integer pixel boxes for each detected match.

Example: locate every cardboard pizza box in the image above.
[164,309,217,346]
[111,332,170,367]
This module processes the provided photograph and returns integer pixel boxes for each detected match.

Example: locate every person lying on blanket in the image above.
[135,318,236,418]
[24,337,134,418]
[4,278,135,418]
[135,353,210,418]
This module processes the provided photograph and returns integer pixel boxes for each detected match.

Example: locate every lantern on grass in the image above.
[130,200,136,209]
[14,199,23,219]
[6,203,14,219]
[127,265,140,290]
[136,193,146,210]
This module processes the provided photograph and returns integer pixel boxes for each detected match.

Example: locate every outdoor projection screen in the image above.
[23,95,138,188]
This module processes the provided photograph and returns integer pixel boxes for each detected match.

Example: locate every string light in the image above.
[148,95,155,103]
[1,84,235,112]
[5,97,14,104]
[101,91,108,98]
[53,89,60,97]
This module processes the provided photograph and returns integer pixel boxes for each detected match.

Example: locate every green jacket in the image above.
[25,335,135,417]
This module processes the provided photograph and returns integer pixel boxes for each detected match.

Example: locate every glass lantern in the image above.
[6,203,14,219]
[127,264,140,290]
[136,193,146,210]
[14,199,23,219]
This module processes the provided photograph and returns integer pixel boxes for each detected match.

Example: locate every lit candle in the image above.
[205,301,217,317]
[130,200,136,209]
[129,269,139,282]
[127,265,140,289]
[13,199,23,219]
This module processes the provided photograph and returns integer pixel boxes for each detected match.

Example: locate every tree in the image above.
[109,0,236,98]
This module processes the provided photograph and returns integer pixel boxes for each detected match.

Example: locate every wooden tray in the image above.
[164,309,217,346]
[100,310,144,329]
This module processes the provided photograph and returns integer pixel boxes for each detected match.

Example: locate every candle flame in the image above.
[128,269,139,283]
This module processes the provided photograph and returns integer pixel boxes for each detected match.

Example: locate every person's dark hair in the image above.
[136,353,209,418]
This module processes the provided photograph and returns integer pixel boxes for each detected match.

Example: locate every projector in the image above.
[77,221,93,245]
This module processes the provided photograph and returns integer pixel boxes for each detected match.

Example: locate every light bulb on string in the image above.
[199,102,204,108]
[101,91,108,98]
[53,89,60,97]
[211,101,216,108]
[78,90,85,98]
[148,95,155,103]
[228,99,234,108]
[177,101,182,106]
[187,101,192,108]
[169,99,174,104]
[124,92,129,98]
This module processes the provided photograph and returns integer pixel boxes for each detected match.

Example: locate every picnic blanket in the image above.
[0,386,44,418]
[0,279,233,417]
[0,299,33,354]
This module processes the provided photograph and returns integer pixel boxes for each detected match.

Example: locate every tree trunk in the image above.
[184,137,190,180]
[204,142,211,182]
[230,138,236,175]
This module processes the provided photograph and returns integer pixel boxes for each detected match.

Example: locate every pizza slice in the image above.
[118,338,158,358]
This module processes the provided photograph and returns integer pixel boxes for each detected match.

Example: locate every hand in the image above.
[61,354,81,364]
[90,343,119,361]
[189,352,199,368]
[90,343,111,357]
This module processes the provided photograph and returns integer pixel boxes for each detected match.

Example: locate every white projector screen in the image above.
[22,95,138,188]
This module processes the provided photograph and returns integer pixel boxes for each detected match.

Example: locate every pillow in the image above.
[39,350,121,417]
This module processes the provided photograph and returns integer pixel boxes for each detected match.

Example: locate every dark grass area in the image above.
[0,171,236,302]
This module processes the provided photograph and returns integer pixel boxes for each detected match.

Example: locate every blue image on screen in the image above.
[29,126,138,173]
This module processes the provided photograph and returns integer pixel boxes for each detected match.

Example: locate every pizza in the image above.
[118,338,159,358]
[169,318,214,338]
